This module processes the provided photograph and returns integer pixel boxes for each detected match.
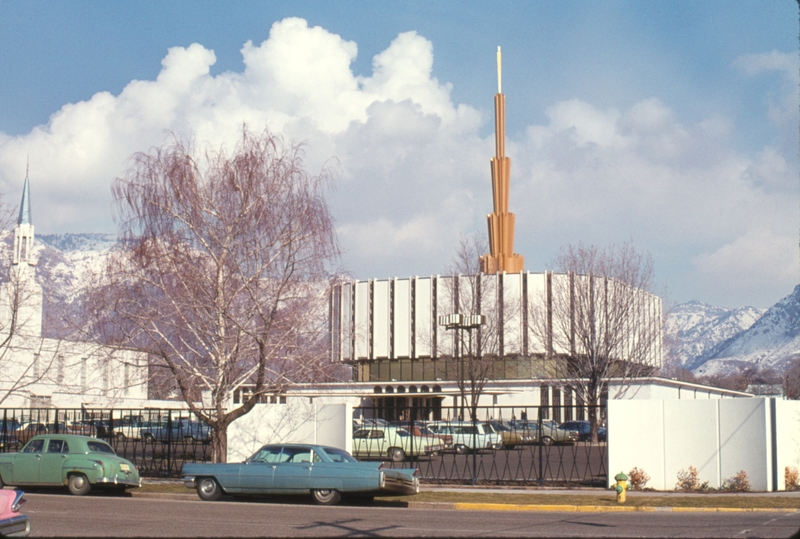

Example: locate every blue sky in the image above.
[0,1,796,309]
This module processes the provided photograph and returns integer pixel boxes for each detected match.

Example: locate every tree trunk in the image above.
[211,424,228,463]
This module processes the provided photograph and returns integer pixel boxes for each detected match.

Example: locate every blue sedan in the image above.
[181,443,419,505]
[558,420,607,442]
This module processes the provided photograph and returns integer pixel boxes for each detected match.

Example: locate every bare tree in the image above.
[440,234,513,421]
[87,127,339,462]
[530,242,662,441]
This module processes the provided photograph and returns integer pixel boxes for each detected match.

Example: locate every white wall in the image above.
[608,398,800,491]
[227,402,352,463]
[775,400,800,490]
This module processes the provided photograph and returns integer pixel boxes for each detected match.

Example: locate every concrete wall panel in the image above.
[394,279,411,359]
[228,402,352,463]
[373,280,390,359]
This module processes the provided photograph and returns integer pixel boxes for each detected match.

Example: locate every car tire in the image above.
[196,477,222,501]
[311,489,342,506]
[116,433,127,441]
[504,444,516,450]
[0,474,4,489]
[541,436,553,446]
[388,447,405,462]
[143,433,155,443]
[454,444,468,455]
[68,474,91,496]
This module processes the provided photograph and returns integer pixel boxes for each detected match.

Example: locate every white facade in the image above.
[0,177,149,408]
[331,273,662,369]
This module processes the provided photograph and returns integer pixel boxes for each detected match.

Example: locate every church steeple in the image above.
[13,167,34,267]
[18,168,31,226]
[480,47,524,274]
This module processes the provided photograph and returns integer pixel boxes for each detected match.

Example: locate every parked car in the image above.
[508,420,579,445]
[0,434,141,495]
[352,426,444,462]
[0,489,29,537]
[558,420,607,442]
[182,443,419,505]
[13,423,48,445]
[112,418,164,441]
[487,420,534,449]
[426,421,503,454]
[140,418,211,442]
[66,419,113,438]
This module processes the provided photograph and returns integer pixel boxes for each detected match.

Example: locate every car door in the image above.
[12,438,45,483]
[39,438,69,485]
[238,446,282,492]
[272,447,313,491]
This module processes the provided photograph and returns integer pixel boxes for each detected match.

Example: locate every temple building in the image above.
[318,49,666,421]
[0,172,149,408]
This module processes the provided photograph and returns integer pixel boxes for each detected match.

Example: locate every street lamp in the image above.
[439,313,485,486]
[438,313,485,420]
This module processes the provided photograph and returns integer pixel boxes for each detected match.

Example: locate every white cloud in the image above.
[734,50,799,127]
[0,19,795,308]
[691,229,797,308]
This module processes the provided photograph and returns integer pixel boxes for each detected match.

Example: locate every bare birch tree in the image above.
[87,127,339,462]
[530,242,662,441]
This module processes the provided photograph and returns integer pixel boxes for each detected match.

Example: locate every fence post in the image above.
[167,410,172,476]
[2,409,6,453]
[538,410,543,485]
[54,408,60,434]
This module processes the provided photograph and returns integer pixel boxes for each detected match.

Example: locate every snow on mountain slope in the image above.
[665,301,765,371]
[694,285,800,376]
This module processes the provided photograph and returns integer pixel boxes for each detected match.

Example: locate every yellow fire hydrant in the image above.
[614,472,629,503]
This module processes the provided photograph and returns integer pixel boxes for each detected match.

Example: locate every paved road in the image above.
[19,492,800,538]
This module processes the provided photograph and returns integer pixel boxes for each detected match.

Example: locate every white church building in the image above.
[0,175,149,409]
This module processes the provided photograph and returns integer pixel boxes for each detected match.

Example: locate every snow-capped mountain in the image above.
[694,285,800,377]
[0,232,114,337]
[665,301,766,371]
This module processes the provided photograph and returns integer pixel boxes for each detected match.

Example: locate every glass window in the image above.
[248,446,283,463]
[322,447,357,463]
[22,439,44,453]
[47,439,69,453]
[87,441,115,454]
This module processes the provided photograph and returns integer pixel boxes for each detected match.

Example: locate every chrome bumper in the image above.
[95,476,142,488]
[0,514,31,537]
[183,476,196,489]
[380,474,419,496]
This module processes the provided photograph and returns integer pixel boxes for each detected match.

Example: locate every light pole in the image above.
[439,313,485,486]
[438,313,485,419]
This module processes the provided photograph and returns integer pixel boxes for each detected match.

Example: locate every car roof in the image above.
[26,434,109,443]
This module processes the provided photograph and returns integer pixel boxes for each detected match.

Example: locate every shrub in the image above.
[721,470,750,492]
[628,467,650,490]
[676,466,710,492]
[785,467,800,490]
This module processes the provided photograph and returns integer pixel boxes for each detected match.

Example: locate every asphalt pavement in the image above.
[136,479,800,513]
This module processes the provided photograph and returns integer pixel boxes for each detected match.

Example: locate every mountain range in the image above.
[9,233,800,375]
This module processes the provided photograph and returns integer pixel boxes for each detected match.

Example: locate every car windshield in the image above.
[323,447,358,463]
[87,441,116,454]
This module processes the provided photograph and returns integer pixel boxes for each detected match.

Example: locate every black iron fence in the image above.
[353,404,608,486]
[0,404,607,485]
[0,408,212,477]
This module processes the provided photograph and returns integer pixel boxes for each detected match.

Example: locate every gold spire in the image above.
[480,47,524,274]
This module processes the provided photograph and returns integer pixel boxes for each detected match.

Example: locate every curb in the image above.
[131,492,800,513]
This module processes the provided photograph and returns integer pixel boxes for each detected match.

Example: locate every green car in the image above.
[0,434,141,496]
